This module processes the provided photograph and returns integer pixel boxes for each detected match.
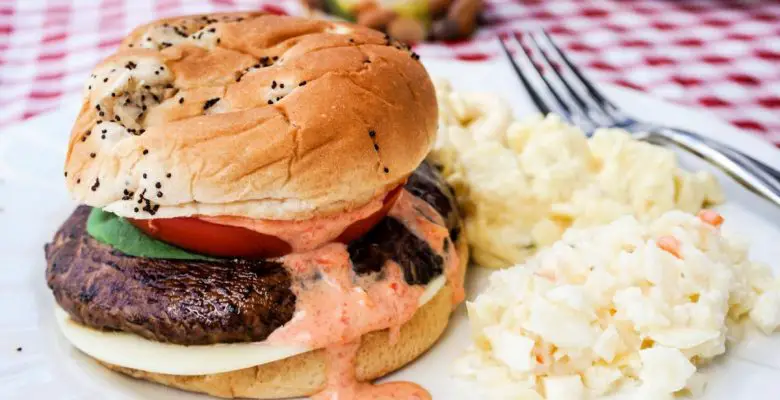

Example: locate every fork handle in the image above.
[647,128,780,207]
[664,127,780,182]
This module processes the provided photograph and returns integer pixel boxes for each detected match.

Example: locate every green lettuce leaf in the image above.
[86,208,216,261]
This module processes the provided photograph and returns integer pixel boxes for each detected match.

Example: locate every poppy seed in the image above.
[203,98,220,110]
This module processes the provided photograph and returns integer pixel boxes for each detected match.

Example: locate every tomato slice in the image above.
[128,185,404,259]
[129,216,293,259]
[336,185,402,244]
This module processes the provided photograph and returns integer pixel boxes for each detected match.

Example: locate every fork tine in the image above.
[536,30,628,123]
[524,31,595,127]
[498,34,565,115]
[496,36,552,115]
[507,32,574,118]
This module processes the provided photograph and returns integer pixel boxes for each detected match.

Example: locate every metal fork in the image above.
[498,31,780,208]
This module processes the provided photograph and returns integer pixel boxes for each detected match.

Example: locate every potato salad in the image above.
[431,80,723,268]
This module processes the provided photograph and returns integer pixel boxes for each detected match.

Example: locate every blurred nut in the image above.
[448,0,482,36]
[353,1,378,14]
[429,0,455,16]
[430,18,462,40]
[358,8,397,29]
[387,17,427,43]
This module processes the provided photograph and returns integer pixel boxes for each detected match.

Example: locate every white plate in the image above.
[1,60,779,399]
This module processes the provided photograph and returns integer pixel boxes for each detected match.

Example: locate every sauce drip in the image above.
[267,189,462,398]
[267,245,424,349]
[312,340,432,400]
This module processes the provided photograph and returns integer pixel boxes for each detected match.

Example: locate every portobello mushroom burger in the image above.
[44,12,466,400]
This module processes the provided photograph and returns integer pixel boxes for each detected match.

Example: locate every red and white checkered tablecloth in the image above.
[1,0,779,146]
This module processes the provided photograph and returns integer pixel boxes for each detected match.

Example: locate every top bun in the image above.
[64,13,437,220]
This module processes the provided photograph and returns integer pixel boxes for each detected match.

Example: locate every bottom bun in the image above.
[101,236,468,399]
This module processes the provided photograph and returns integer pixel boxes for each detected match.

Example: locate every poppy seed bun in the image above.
[100,235,467,399]
[64,13,437,220]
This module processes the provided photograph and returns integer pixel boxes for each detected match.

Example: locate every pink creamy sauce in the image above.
[265,190,463,399]
[312,341,431,400]
[200,195,383,252]
[267,244,424,349]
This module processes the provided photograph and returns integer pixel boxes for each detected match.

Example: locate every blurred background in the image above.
[0,0,778,147]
